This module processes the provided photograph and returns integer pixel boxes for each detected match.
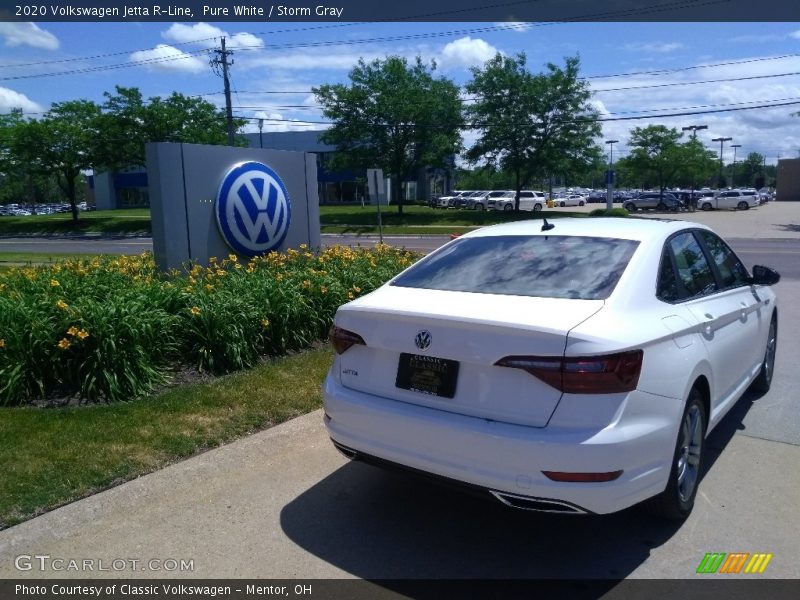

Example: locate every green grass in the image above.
[0,205,597,237]
[0,252,107,265]
[0,346,333,529]
[0,209,151,236]
[319,204,585,233]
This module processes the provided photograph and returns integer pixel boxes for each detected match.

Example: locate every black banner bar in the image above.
[0,0,798,23]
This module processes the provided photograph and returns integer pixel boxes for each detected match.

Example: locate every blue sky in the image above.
[1,20,799,164]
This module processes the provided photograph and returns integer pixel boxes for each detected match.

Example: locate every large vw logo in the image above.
[414,330,432,351]
[216,161,292,257]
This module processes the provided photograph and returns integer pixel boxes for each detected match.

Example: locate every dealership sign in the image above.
[216,161,292,256]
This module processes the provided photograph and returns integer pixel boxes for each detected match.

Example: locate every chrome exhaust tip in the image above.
[331,440,359,460]
[490,490,587,514]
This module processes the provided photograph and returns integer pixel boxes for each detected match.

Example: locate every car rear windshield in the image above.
[391,235,640,299]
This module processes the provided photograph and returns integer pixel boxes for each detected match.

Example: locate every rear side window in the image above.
[697,230,749,289]
[668,232,718,299]
[391,235,639,300]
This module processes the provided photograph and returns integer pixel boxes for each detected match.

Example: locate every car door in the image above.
[664,231,755,424]
[716,191,738,210]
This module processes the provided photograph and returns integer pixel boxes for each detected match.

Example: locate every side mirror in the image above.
[751,265,781,286]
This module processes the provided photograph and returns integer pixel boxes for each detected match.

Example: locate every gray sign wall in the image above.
[146,142,320,271]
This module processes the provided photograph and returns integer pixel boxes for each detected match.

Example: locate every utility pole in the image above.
[605,139,618,211]
[258,118,264,148]
[731,144,741,188]
[210,37,235,146]
[682,125,707,211]
[711,136,732,189]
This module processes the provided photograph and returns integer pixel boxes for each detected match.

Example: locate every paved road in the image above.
[1,206,799,581]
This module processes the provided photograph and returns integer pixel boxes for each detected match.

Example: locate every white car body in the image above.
[699,190,759,211]
[323,218,778,516]
[493,191,548,212]
[555,194,587,207]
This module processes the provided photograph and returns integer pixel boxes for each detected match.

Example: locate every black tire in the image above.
[737,201,749,210]
[657,202,666,211]
[533,203,542,212]
[579,200,585,206]
[701,202,712,211]
[646,389,706,520]
[624,202,635,212]
[559,201,566,207]
[751,316,777,394]
[503,204,513,212]
[474,203,484,211]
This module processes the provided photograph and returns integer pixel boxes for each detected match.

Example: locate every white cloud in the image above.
[162,23,263,51]
[0,22,59,50]
[790,30,800,40]
[129,45,205,73]
[623,42,684,54]
[244,109,325,133]
[438,37,500,69]
[244,50,384,70]
[0,87,44,113]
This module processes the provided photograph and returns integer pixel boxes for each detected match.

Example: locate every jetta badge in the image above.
[414,330,432,351]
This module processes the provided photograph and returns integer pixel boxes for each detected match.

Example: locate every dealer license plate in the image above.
[395,353,459,399]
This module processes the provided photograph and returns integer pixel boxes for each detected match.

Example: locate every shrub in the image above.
[589,207,629,218]
[0,246,418,405]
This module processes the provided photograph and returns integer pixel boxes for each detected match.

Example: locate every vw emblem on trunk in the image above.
[415,330,432,351]
[216,161,292,257]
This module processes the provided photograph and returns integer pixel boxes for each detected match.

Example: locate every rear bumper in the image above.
[323,373,682,514]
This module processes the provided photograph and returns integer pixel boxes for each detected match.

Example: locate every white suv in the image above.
[494,191,548,212]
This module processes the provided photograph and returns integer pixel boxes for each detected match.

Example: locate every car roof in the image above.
[463,217,710,242]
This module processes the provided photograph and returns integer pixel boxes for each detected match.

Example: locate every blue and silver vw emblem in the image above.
[414,330,432,351]
[216,161,292,257]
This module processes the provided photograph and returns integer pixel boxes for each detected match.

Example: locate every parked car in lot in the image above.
[554,194,587,207]
[624,193,681,212]
[325,218,780,518]
[469,190,509,211]
[699,190,759,211]
[493,190,548,212]
[435,191,470,208]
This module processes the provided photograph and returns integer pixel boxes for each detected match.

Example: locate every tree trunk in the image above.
[394,175,403,216]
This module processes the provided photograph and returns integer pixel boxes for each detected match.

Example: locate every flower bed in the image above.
[0,245,417,405]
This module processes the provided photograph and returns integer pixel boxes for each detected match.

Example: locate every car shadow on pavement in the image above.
[280,389,762,583]
[280,460,682,581]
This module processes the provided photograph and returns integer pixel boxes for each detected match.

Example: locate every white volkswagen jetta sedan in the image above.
[323,218,779,519]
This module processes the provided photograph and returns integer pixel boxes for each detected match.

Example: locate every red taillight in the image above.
[495,350,643,394]
[542,470,623,482]
[329,325,366,355]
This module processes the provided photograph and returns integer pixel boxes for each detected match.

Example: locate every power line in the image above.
[594,70,800,93]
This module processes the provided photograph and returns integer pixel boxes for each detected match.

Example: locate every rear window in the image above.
[391,235,639,300]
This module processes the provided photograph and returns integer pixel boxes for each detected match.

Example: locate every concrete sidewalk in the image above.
[1,408,799,579]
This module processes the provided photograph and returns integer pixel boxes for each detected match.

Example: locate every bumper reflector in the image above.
[542,470,623,483]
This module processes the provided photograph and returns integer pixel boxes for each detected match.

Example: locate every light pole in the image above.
[711,137,732,189]
[681,124,707,140]
[682,125,707,211]
[731,144,742,188]
[605,139,618,211]
[258,118,264,149]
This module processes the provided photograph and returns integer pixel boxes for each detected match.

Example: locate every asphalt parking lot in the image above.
[1,203,799,581]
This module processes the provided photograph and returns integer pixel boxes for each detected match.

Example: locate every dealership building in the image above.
[88,131,453,209]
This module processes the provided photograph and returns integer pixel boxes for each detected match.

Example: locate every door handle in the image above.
[702,313,714,335]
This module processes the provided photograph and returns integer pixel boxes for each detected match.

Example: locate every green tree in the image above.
[620,125,685,195]
[729,152,766,188]
[94,87,245,171]
[674,137,718,189]
[465,54,600,210]
[14,101,101,220]
[314,56,463,215]
[0,109,27,205]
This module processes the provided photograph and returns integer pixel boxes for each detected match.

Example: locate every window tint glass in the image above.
[669,233,717,298]
[657,250,680,302]
[391,235,639,300]
[697,230,749,288]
